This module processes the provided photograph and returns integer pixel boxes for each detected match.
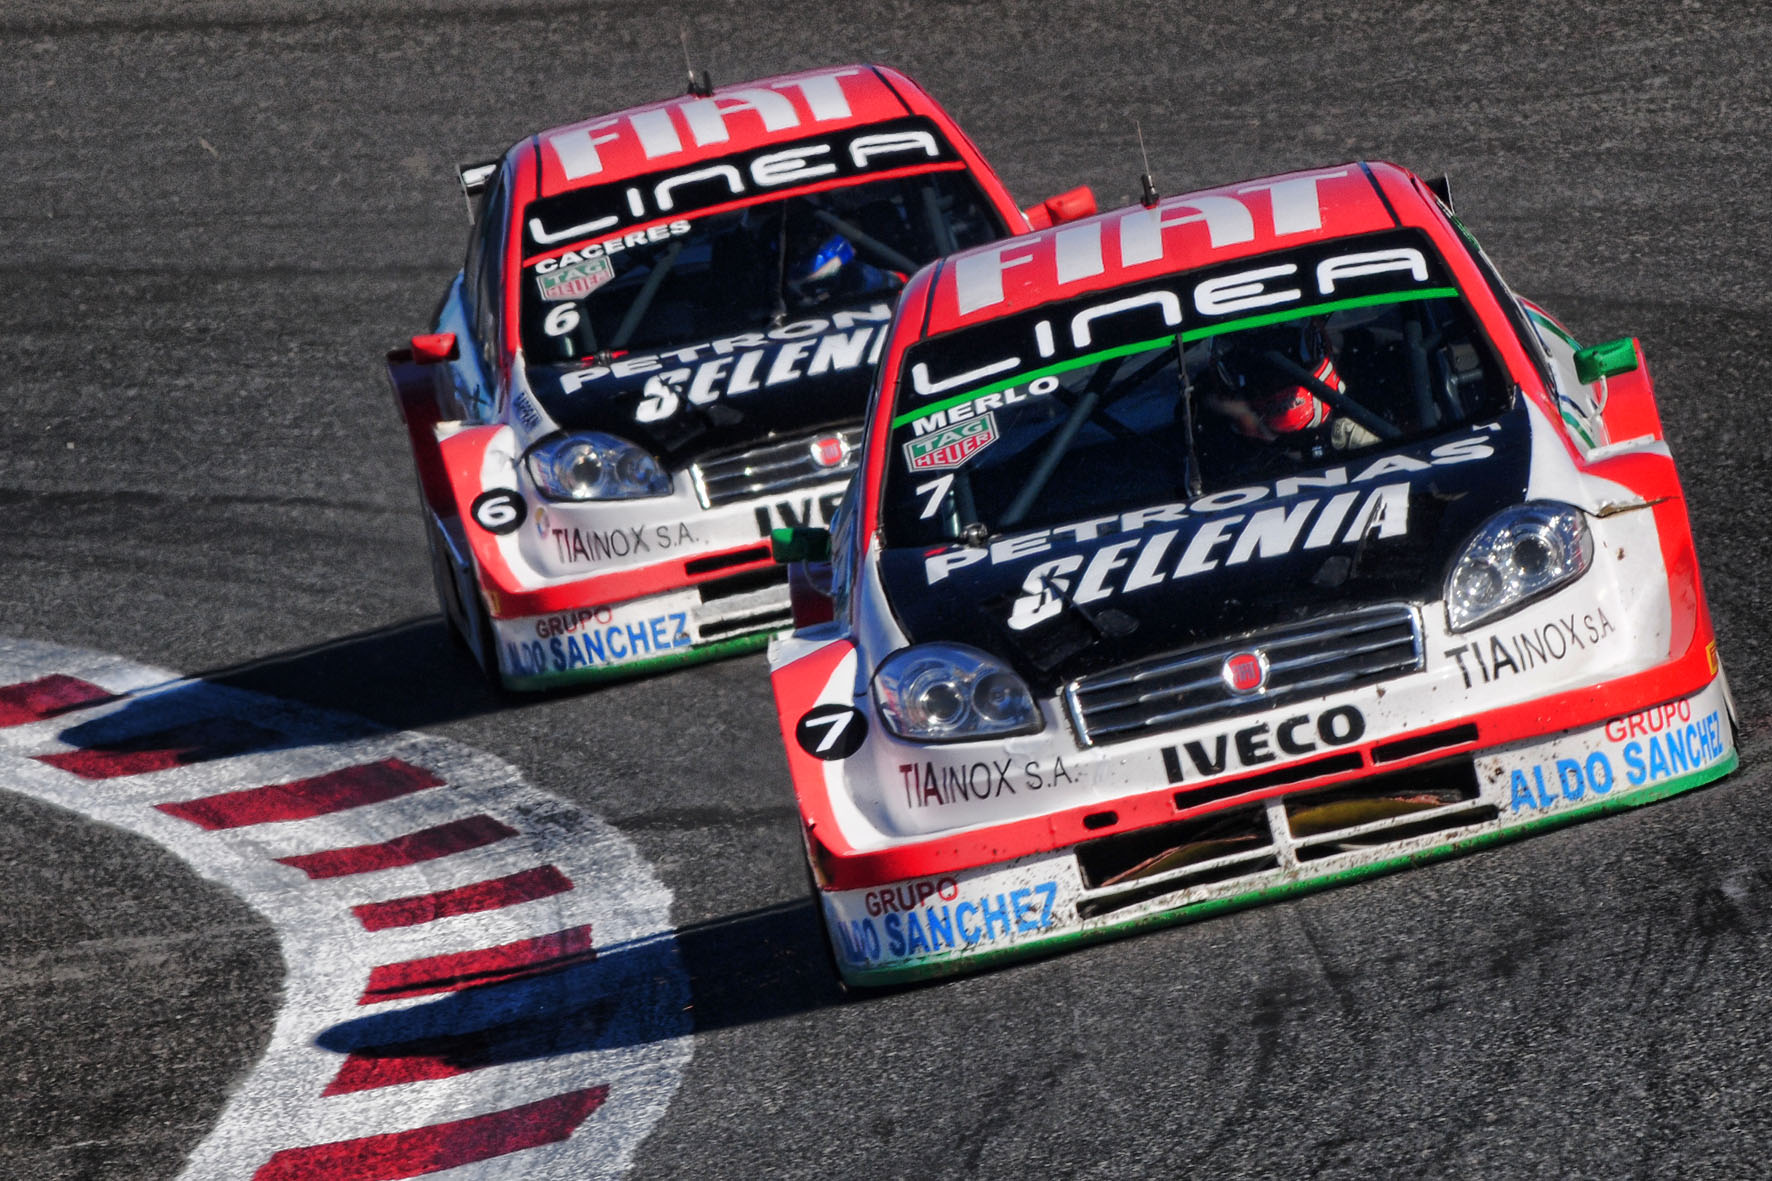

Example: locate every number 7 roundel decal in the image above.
[795,704,868,760]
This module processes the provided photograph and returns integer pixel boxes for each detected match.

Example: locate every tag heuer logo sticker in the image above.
[903,413,998,471]
[536,257,614,301]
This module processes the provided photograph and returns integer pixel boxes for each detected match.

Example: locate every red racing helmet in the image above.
[1211,319,1345,440]
[1253,354,1343,435]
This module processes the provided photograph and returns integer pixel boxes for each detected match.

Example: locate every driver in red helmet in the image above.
[1203,320,1377,452]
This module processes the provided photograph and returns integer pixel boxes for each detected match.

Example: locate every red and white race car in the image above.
[388,65,1091,689]
[768,161,1739,987]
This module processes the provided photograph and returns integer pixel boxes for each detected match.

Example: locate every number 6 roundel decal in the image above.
[796,704,868,760]
[471,489,526,534]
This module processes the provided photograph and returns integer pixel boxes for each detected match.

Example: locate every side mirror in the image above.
[1593,340,1661,444]
[409,333,459,364]
[1022,185,1098,230]
[771,526,831,564]
[1574,337,1640,385]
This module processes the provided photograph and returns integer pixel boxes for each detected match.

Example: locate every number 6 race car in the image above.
[768,160,1740,987]
[388,64,1093,689]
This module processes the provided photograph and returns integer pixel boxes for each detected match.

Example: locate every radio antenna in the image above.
[681,26,712,96]
[1136,120,1159,207]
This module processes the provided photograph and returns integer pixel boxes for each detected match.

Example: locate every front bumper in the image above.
[441,417,857,690]
[490,571,790,690]
[817,674,1737,987]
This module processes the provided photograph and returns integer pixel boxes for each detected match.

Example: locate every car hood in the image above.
[877,404,1533,693]
[523,300,893,465]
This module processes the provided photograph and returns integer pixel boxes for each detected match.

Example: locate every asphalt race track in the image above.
[4,2,1771,1177]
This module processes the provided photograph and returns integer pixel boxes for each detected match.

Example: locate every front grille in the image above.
[683,545,772,577]
[1075,805,1280,919]
[1071,757,1492,919]
[690,425,863,508]
[693,567,792,639]
[1285,759,1494,862]
[1066,604,1423,746]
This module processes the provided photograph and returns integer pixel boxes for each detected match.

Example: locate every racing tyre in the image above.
[423,513,470,652]
[424,513,508,693]
[803,856,859,998]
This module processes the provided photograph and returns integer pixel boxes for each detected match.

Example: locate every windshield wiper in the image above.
[770,203,791,327]
[1175,335,1204,498]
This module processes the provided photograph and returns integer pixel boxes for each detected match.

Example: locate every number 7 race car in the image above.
[767,160,1740,987]
[387,64,1093,689]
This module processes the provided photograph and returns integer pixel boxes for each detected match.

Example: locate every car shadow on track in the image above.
[196,615,516,731]
[312,899,846,1073]
[52,617,516,768]
[62,616,853,1047]
[670,898,852,1028]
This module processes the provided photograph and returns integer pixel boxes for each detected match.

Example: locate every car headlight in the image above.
[524,432,671,501]
[873,643,1042,742]
[1445,502,1593,632]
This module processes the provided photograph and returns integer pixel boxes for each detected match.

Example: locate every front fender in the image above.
[436,423,527,606]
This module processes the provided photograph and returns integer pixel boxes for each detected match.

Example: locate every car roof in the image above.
[528,64,926,199]
[909,161,1439,337]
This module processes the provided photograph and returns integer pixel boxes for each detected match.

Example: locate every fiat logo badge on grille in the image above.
[809,435,849,468]
[1222,650,1269,695]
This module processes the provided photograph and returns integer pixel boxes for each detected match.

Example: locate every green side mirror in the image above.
[771,526,831,564]
[1573,337,1640,384]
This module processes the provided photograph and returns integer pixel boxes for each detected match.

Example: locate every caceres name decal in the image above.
[557,304,893,422]
[528,116,959,250]
[532,220,692,273]
[904,229,1447,405]
[1163,705,1367,783]
[832,878,1061,965]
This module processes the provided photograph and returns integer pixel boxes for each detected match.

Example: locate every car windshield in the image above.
[518,171,1003,362]
[882,234,1513,547]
